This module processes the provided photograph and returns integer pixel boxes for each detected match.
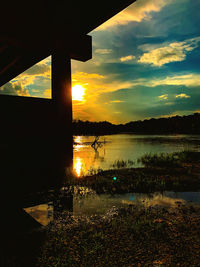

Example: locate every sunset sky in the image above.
[1,0,200,123]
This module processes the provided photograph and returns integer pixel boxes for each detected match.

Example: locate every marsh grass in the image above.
[35,151,200,266]
[64,151,200,194]
[137,150,200,167]
[111,159,135,169]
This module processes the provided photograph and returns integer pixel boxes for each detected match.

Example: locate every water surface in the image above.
[73,134,200,176]
[24,191,200,225]
[24,134,200,225]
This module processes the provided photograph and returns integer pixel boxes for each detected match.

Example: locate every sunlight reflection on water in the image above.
[24,134,200,226]
[73,134,200,177]
[74,157,82,177]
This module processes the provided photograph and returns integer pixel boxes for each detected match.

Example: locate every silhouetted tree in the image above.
[72,113,200,135]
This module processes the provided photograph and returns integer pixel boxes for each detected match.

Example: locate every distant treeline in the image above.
[72,113,200,135]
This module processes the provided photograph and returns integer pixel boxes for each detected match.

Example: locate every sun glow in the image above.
[72,85,85,101]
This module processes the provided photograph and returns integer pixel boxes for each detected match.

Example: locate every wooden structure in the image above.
[0,0,136,193]
[0,0,135,141]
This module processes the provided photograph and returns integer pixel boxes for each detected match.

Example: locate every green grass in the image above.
[137,150,200,167]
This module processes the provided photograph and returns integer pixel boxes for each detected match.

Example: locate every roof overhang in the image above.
[0,0,136,87]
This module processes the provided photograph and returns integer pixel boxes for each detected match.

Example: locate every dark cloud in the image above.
[0,82,29,96]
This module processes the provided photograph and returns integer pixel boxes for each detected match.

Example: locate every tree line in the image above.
[72,113,200,135]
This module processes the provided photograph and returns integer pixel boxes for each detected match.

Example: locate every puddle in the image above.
[24,191,200,226]
[24,203,53,226]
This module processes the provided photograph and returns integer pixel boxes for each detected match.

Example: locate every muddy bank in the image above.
[38,203,200,266]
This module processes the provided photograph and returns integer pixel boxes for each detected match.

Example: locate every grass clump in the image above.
[67,151,200,194]
[137,150,200,168]
[111,159,135,169]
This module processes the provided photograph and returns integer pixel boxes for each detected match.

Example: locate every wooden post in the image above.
[51,53,73,166]
[52,53,72,124]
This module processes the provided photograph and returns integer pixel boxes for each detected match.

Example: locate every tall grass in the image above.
[137,150,198,167]
[111,159,135,169]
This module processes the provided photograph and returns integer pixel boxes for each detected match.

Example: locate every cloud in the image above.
[11,58,51,91]
[0,82,30,97]
[176,93,190,99]
[149,73,200,87]
[0,57,51,99]
[72,71,135,122]
[138,37,200,66]
[43,89,51,99]
[31,89,40,93]
[96,0,170,30]
[110,100,125,103]
[95,49,112,54]
[158,94,168,100]
[120,55,135,62]
[72,72,104,81]
[24,63,50,76]
[72,71,134,100]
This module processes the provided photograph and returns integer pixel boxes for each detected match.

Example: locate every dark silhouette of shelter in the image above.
[0,0,135,146]
[0,2,136,265]
[0,0,136,191]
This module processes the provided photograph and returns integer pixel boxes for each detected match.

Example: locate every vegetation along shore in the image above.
[35,150,200,266]
[73,113,200,135]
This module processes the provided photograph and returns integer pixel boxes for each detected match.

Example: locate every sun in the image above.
[72,85,85,101]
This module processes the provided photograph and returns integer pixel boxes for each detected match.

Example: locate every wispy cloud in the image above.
[72,71,133,96]
[176,93,191,99]
[72,72,105,82]
[72,71,134,122]
[158,94,168,100]
[96,0,170,31]
[138,37,200,66]
[110,100,125,103]
[149,73,200,87]
[95,49,112,54]
[120,55,135,62]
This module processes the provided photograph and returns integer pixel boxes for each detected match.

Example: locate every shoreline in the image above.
[71,164,200,194]
[5,151,200,266]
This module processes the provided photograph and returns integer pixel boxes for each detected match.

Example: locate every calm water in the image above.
[73,134,200,176]
[25,134,200,225]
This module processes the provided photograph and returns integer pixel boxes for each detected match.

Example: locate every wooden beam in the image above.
[52,53,72,120]
[0,34,92,62]
[0,34,92,87]
[51,53,73,162]
[52,34,92,62]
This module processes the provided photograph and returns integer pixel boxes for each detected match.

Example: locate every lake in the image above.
[73,134,200,177]
[24,134,200,225]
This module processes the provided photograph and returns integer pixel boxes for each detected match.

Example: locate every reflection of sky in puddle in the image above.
[24,203,53,226]
[24,191,200,226]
